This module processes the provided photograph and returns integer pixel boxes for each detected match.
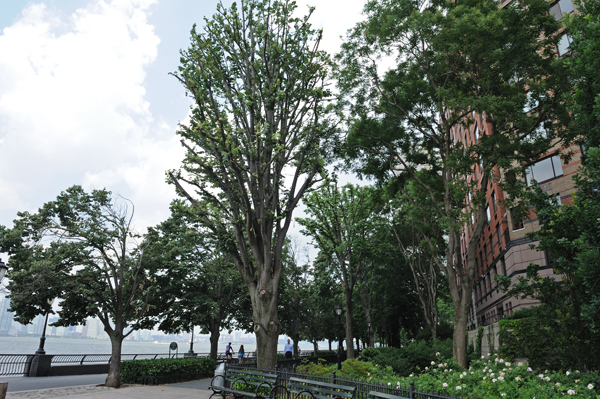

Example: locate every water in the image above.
[0,336,311,355]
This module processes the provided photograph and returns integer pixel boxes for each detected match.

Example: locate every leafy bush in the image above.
[358,340,453,376]
[373,353,600,399]
[295,358,334,376]
[120,357,216,384]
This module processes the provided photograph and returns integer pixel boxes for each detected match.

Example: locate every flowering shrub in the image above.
[370,353,600,399]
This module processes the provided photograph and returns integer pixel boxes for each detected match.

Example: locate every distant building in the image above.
[0,297,14,336]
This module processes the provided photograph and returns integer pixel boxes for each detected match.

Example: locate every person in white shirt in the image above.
[284,339,294,359]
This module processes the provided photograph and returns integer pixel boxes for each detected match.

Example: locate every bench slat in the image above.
[288,384,355,398]
[369,390,409,399]
[288,378,356,393]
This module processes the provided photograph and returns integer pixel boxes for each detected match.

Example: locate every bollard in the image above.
[409,381,414,399]
[0,382,7,399]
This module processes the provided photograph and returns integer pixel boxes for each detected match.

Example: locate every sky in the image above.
[0,0,369,269]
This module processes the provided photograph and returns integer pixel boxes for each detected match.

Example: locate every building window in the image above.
[496,224,502,247]
[492,192,497,212]
[511,208,524,231]
[557,34,572,57]
[474,125,479,143]
[526,154,563,185]
[486,206,491,223]
[550,0,574,20]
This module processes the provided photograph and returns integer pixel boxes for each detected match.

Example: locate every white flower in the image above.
[490,373,495,377]
[481,356,485,359]
[443,383,448,388]
[449,369,452,372]
[528,367,533,372]
[436,352,440,356]
[556,383,561,387]
[397,382,401,385]
[567,389,575,395]
[444,369,448,372]
[492,379,497,383]
[515,377,521,382]
[575,379,580,383]
[588,384,594,390]
[498,376,504,381]
[368,373,370,376]
[444,363,448,366]
[387,383,391,386]
[431,361,435,365]
[483,377,486,380]
[539,374,544,379]
[425,367,428,371]
[518,362,524,366]
[545,377,551,382]
[501,394,506,397]
[566,371,570,376]
[456,386,462,390]
[439,364,444,368]
[499,359,504,363]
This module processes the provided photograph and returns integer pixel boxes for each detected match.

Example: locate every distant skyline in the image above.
[0,0,368,276]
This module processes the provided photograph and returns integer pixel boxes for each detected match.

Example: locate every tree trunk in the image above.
[344,293,355,359]
[453,301,469,367]
[328,340,332,351]
[254,299,280,368]
[313,340,319,356]
[105,333,123,388]
[209,323,220,360]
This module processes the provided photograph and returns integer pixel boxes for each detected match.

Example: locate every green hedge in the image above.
[120,357,216,385]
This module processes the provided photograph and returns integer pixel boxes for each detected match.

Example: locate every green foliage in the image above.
[120,357,216,384]
[296,358,334,376]
[358,340,453,377]
[475,327,484,359]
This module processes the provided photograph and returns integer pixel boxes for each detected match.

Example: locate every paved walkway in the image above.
[1,376,213,399]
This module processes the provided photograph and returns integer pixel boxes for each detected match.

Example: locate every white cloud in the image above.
[0,0,183,232]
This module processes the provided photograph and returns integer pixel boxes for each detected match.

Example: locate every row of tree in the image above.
[1,0,598,387]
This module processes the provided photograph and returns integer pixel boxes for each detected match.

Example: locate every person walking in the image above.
[238,345,245,364]
[284,339,294,359]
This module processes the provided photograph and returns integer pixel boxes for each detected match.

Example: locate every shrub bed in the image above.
[120,357,216,385]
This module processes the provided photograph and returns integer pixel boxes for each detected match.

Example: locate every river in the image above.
[0,336,314,355]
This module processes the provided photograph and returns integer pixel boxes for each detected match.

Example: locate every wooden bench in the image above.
[369,390,409,399]
[281,377,356,399]
[209,368,278,399]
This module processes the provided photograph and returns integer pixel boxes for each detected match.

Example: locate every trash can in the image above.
[212,362,226,389]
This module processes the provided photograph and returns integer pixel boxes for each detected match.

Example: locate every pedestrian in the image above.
[226,342,234,363]
[238,345,245,364]
[284,338,294,359]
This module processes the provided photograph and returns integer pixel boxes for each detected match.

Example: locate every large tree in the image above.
[168,0,336,367]
[0,186,154,387]
[337,0,571,366]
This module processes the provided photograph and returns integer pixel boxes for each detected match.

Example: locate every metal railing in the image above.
[0,354,34,376]
[0,352,216,376]
[227,365,480,399]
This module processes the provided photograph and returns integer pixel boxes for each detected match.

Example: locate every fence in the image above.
[0,352,215,376]
[227,364,479,399]
[0,355,34,376]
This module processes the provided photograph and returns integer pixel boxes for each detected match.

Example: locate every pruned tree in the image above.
[168,0,336,367]
[337,0,572,366]
[0,186,154,388]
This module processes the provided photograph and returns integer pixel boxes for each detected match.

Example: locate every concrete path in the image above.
[1,375,108,392]
[1,376,213,398]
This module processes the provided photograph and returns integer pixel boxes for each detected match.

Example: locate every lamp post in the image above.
[35,298,54,355]
[368,322,372,348]
[335,305,343,370]
[187,326,196,357]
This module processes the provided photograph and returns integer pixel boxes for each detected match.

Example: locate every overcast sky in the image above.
[0,0,368,267]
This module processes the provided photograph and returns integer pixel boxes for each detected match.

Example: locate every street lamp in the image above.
[187,326,196,357]
[335,305,343,370]
[0,258,8,282]
[35,298,54,355]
